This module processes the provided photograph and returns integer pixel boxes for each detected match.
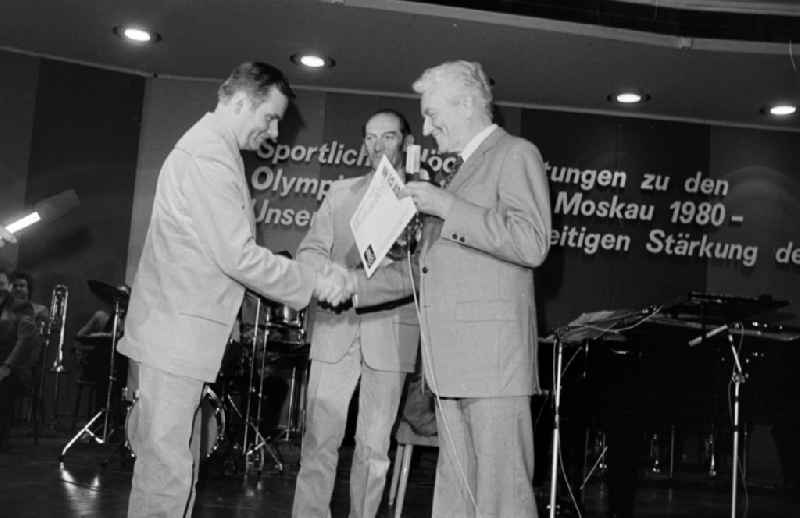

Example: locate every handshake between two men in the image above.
[311,262,360,310]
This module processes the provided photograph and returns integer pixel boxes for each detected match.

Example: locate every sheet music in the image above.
[350,155,418,277]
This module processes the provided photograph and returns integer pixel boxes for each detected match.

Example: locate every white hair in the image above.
[412,60,493,120]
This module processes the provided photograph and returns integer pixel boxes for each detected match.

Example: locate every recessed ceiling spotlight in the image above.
[608,91,650,104]
[767,104,797,116]
[113,25,161,44]
[290,53,335,69]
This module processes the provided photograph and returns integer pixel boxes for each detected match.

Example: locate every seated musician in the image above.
[74,285,130,418]
[0,270,48,449]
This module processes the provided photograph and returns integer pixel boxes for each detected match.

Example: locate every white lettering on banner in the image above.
[646,229,758,267]
[252,198,314,228]
[250,167,344,202]
[546,162,627,191]
[257,140,456,173]
[775,241,800,266]
[554,191,655,221]
[684,171,729,197]
[550,225,631,255]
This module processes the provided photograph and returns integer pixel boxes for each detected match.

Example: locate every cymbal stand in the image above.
[60,298,123,461]
[726,323,745,518]
[242,297,283,474]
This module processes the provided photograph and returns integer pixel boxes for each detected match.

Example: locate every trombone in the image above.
[34,284,69,440]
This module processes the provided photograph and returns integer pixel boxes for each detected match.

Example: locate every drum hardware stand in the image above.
[278,357,310,443]
[224,385,284,473]
[580,445,607,491]
[241,297,284,474]
[59,297,124,461]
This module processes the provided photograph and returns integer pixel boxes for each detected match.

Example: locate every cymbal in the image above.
[75,332,115,347]
[87,279,129,306]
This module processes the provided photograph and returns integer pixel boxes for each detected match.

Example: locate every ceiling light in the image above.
[290,53,335,69]
[616,93,642,103]
[113,25,161,44]
[608,90,650,105]
[768,104,797,116]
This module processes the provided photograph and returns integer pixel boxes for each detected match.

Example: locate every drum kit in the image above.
[59,280,310,478]
[195,291,310,475]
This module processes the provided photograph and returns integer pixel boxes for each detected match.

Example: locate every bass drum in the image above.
[125,385,226,461]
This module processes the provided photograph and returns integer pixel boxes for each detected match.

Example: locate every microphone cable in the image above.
[405,246,483,518]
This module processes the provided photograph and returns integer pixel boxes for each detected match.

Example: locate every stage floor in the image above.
[0,432,798,517]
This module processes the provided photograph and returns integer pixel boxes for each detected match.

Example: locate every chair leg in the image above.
[395,444,414,518]
[389,444,405,506]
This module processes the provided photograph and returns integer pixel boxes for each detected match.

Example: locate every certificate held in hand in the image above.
[349,155,418,277]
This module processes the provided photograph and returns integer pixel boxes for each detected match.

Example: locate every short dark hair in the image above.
[362,109,411,138]
[10,271,33,298]
[218,62,295,105]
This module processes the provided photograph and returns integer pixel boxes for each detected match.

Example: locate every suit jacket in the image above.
[297,175,419,373]
[356,127,551,397]
[119,112,315,382]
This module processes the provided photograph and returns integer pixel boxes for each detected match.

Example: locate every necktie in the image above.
[433,154,463,189]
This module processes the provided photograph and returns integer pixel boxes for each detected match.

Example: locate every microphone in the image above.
[3,190,80,235]
[405,144,430,182]
[688,324,728,347]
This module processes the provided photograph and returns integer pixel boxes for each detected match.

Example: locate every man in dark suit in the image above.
[355,60,551,517]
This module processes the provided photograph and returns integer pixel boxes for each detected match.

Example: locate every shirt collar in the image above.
[459,123,497,164]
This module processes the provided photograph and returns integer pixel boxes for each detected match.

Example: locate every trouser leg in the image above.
[126,363,204,518]
[349,363,405,518]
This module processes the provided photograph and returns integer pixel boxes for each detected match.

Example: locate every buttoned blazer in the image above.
[297,175,419,373]
[357,127,551,397]
[118,113,315,382]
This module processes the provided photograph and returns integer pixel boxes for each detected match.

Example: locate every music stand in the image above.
[59,281,127,461]
[546,308,656,518]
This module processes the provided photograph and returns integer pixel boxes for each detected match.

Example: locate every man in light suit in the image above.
[292,109,420,518]
[355,61,551,517]
[119,62,351,518]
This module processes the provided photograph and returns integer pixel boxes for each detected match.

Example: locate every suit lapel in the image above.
[421,128,506,253]
[447,126,506,193]
[343,175,371,267]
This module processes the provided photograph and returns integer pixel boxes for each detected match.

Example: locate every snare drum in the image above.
[198,386,226,459]
[125,385,226,461]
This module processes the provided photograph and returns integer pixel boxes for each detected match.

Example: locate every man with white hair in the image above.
[354,60,551,517]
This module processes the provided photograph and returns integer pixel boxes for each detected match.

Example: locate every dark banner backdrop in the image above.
[1,54,798,417]
[0,56,144,419]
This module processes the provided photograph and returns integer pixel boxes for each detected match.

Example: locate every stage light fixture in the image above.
[290,53,335,69]
[113,25,161,44]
